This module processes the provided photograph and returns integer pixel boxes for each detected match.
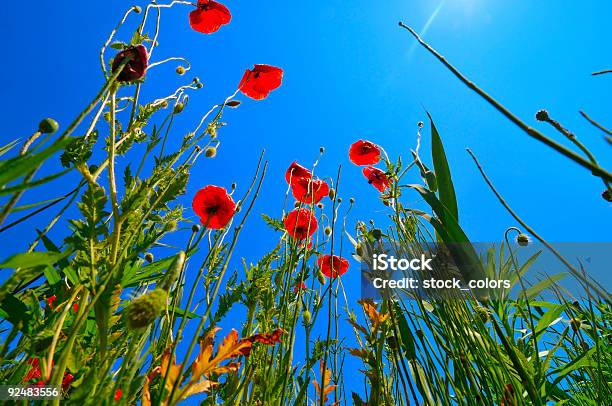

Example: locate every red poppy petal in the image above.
[349,140,381,166]
[192,185,236,229]
[239,64,284,100]
[285,161,312,185]
[189,1,231,34]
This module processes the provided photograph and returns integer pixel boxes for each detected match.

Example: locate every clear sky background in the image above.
[1,0,611,400]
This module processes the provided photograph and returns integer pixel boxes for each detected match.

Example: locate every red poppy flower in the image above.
[189,0,231,34]
[292,177,329,204]
[317,255,349,278]
[62,373,74,391]
[111,45,148,83]
[23,359,41,382]
[285,161,312,185]
[362,166,391,192]
[47,295,57,309]
[349,140,381,166]
[238,64,284,100]
[293,282,307,294]
[114,388,123,401]
[283,208,317,240]
[192,185,236,229]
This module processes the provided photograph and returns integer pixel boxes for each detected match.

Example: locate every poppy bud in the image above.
[356,243,365,257]
[124,288,167,331]
[112,45,148,83]
[226,100,241,108]
[302,309,311,325]
[133,5,142,13]
[516,233,530,247]
[196,82,204,89]
[231,182,237,190]
[570,318,581,332]
[535,109,549,122]
[418,121,424,128]
[195,145,201,152]
[324,226,332,236]
[173,103,185,114]
[602,189,612,202]
[319,146,325,154]
[192,224,201,233]
[205,147,217,158]
[349,197,355,204]
[371,228,382,240]
[317,271,326,285]
[294,201,300,208]
[337,198,342,203]
[38,118,59,134]
[103,112,111,121]
[176,66,186,75]
[164,220,178,232]
[144,253,154,263]
[159,251,185,292]
[316,203,324,209]
[386,335,398,349]
[328,188,336,200]
[160,100,169,108]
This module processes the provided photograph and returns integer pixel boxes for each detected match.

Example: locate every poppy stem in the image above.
[108,88,122,266]
[398,21,612,183]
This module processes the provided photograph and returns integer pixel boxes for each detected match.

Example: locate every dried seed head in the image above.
[173,102,185,114]
[38,118,59,134]
[302,309,312,325]
[144,253,154,263]
[535,109,549,122]
[205,146,217,158]
[516,233,530,247]
[124,289,167,331]
[324,226,332,236]
[602,189,612,202]
[176,66,186,75]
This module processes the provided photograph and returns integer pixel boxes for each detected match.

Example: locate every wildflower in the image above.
[349,140,381,165]
[61,373,74,391]
[284,208,317,240]
[38,118,59,134]
[516,233,530,247]
[285,161,312,185]
[317,255,349,278]
[111,45,148,83]
[238,64,283,100]
[192,185,236,229]
[189,0,231,34]
[362,166,390,192]
[292,177,329,204]
[124,288,168,331]
[114,388,123,401]
[47,295,57,309]
[293,282,307,294]
[23,359,42,382]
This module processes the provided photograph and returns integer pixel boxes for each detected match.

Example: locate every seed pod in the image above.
[302,310,312,325]
[159,251,186,292]
[124,288,168,331]
[205,147,217,158]
[173,102,185,114]
[38,118,59,134]
[516,234,530,247]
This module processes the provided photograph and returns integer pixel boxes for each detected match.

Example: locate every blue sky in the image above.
[1,0,611,400]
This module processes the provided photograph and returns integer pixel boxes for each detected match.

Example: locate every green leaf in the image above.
[393,302,416,360]
[0,137,71,187]
[533,303,567,340]
[0,168,72,197]
[525,273,568,300]
[0,251,70,270]
[0,139,20,158]
[261,213,284,232]
[428,113,458,222]
[171,307,199,319]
